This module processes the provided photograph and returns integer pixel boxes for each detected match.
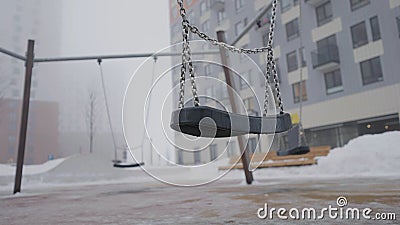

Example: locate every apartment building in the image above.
[169,0,400,165]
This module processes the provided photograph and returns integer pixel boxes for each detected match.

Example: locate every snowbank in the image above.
[247,131,400,179]
[0,158,66,176]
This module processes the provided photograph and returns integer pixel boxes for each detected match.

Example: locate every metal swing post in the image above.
[13,40,35,194]
[217,31,253,185]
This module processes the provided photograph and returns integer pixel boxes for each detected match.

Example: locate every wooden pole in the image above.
[216,31,253,184]
[14,40,35,194]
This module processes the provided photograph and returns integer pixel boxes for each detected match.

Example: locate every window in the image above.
[239,73,247,89]
[227,141,236,157]
[204,86,214,102]
[397,16,400,38]
[177,149,183,165]
[247,138,258,154]
[200,1,207,15]
[316,1,333,26]
[360,57,383,85]
[209,144,217,161]
[370,16,381,41]
[202,20,210,32]
[324,69,343,94]
[235,21,244,36]
[292,81,307,103]
[243,97,255,111]
[239,70,252,89]
[281,0,298,13]
[217,10,226,24]
[350,0,370,11]
[187,10,195,23]
[285,18,299,41]
[235,0,245,12]
[194,151,201,164]
[218,84,229,99]
[286,51,298,72]
[204,65,211,76]
[299,47,306,67]
[351,21,368,48]
[281,0,291,13]
[317,35,337,51]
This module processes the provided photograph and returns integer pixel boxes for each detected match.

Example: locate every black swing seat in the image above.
[113,162,144,168]
[277,146,310,156]
[170,106,292,138]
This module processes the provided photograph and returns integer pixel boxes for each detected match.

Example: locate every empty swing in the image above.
[170,0,292,138]
[97,59,144,168]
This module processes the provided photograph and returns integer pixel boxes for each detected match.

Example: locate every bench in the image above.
[218,145,331,170]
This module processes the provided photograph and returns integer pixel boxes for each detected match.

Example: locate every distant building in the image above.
[169,0,400,165]
[0,0,62,100]
[0,1,63,164]
[0,99,59,164]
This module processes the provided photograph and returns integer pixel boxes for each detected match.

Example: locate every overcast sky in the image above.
[57,0,171,135]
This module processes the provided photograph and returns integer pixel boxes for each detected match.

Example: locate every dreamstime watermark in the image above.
[257,196,397,221]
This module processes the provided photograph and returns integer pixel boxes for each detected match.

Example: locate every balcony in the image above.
[210,0,225,11]
[305,0,325,7]
[311,45,340,72]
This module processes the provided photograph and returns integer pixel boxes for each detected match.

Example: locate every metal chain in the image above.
[187,24,272,54]
[176,0,284,114]
[177,0,199,108]
[264,0,284,115]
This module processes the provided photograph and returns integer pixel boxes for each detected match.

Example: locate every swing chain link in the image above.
[176,0,284,114]
[177,0,200,108]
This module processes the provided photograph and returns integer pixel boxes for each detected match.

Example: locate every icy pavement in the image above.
[0,177,399,225]
[0,132,399,224]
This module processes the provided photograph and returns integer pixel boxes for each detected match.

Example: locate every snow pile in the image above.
[311,131,400,176]
[0,153,151,190]
[248,131,400,179]
[0,158,66,176]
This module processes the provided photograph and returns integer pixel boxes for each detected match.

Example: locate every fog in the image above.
[0,0,172,162]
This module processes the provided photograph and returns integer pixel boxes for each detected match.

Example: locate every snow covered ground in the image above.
[0,132,399,224]
[0,131,399,192]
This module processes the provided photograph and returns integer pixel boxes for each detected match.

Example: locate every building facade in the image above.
[169,0,400,165]
[0,0,63,164]
[0,99,59,164]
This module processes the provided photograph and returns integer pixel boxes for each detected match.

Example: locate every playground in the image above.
[1,0,400,224]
